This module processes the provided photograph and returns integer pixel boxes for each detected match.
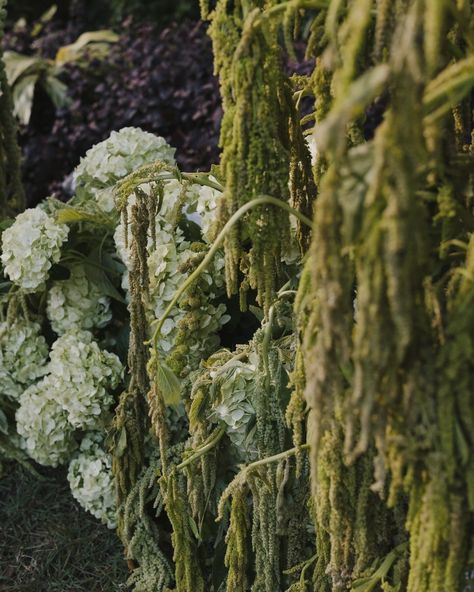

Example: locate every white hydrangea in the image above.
[48,330,123,429]
[306,132,318,166]
[47,266,112,335]
[148,220,190,353]
[1,207,69,292]
[0,320,48,399]
[148,218,229,366]
[113,178,193,291]
[16,376,77,467]
[211,361,257,460]
[68,432,116,529]
[114,173,228,370]
[74,127,176,212]
[195,181,221,243]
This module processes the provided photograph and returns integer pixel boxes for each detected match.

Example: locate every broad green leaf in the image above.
[55,30,119,66]
[249,305,264,321]
[56,207,101,224]
[83,261,125,303]
[4,51,46,86]
[43,75,69,109]
[82,246,125,303]
[12,73,38,125]
[155,361,182,407]
[0,218,14,231]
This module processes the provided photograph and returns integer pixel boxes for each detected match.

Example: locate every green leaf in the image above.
[43,75,69,109]
[55,30,119,66]
[249,305,264,321]
[56,207,102,224]
[116,427,127,458]
[3,51,46,86]
[84,262,125,303]
[0,409,8,435]
[0,281,12,293]
[11,73,38,125]
[81,246,125,303]
[155,361,182,407]
[0,218,14,231]
[32,5,58,37]
[188,515,201,542]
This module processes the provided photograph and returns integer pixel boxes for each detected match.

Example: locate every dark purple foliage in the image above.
[7,18,222,206]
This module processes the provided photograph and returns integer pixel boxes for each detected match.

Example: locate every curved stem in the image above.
[118,172,224,198]
[240,443,309,474]
[176,425,226,471]
[151,195,313,347]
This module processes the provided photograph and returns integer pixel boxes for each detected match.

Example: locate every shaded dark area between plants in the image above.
[0,464,128,592]
[3,16,222,207]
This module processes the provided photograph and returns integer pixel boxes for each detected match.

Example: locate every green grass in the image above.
[0,463,128,592]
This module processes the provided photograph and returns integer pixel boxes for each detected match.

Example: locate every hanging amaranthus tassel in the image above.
[205,0,315,311]
[299,1,474,590]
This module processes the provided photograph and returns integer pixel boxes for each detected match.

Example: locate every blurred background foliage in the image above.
[2,0,219,207]
[6,0,198,27]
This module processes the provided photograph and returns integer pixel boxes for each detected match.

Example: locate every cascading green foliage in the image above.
[0,0,25,217]
[108,1,474,591]
[296,1,474,591]
[203,0,315,311]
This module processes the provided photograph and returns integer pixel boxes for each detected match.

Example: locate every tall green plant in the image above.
[109,1,474,591]
[297,1,474,591]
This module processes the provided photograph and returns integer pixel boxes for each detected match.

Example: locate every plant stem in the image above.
[176,425,226,470]
[151,195,314,347]
[239,443,310,475]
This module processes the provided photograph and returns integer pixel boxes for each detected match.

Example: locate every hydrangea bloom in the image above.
[195,181,221,242]
[1,207,69,292]
[114,174,228,371]
[148,218,229,368]
[16,376,77,467]
[74,127,176,212]
[68,432,116,528]
[0,320,48,399]
[48,330,123,429]
[211,362,257,460]
[47,266,112,335]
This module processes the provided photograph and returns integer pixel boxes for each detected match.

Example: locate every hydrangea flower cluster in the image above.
[194,181,221,242]
[47,266,112,335]
[211,361,257,460]
[48,330,123,429]
[0,320,48,400]
[114,174,228,371]
[147,217,229,370]
[67,432,116,529]
[1,207,69,292]
[74,127,176,212]
[16,376,77,466]
[15,330,123,467]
